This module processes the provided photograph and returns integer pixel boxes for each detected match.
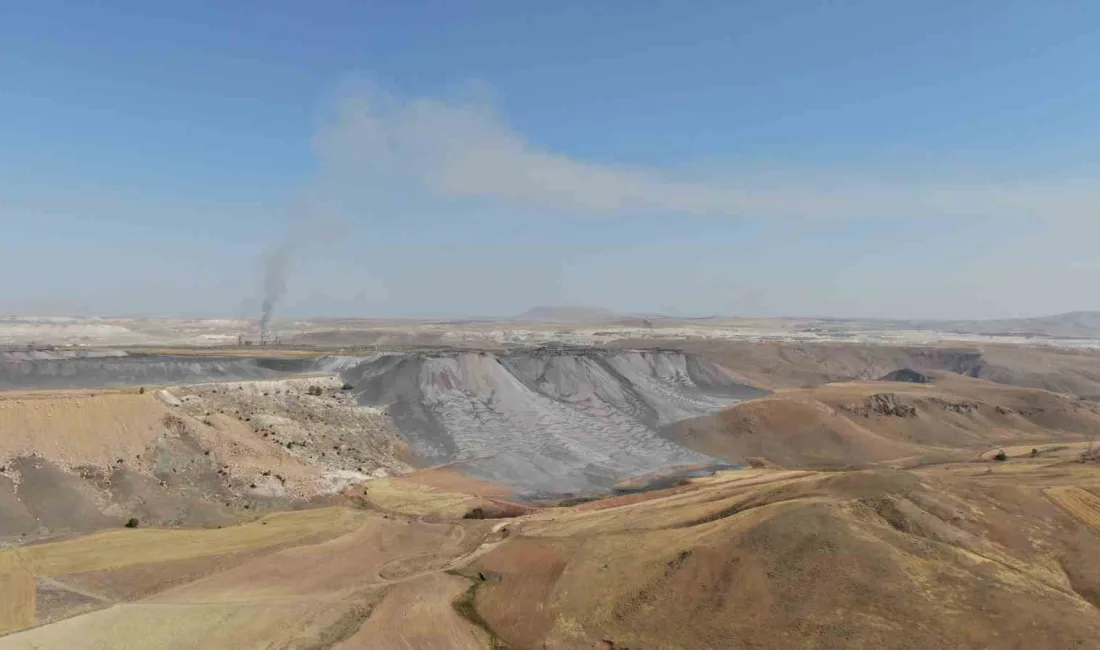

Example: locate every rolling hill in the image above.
[671,372,1100,468]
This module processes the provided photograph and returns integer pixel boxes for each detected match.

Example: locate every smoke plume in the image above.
[260,243,293,340]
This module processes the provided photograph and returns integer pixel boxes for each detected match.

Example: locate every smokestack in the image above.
[260,243,293,342]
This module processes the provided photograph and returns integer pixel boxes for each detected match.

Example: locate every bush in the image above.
[341,382,354,391]
[125,518,140,528]
[993,450,1008,462]
[307,385,323,396]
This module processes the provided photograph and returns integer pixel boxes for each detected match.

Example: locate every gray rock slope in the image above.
[0,353,360,390]
[0,355,291,389]
[341,349,765,495]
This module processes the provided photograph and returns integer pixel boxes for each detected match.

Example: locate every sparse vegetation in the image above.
[460,504,525,520]
[162,413,189,434]
[451,580,511,649]
[554,495,603,507]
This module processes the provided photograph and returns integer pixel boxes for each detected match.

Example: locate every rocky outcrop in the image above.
[934,399,980,414]
[844,393,918,418]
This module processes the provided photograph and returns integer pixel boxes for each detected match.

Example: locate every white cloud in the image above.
[312,86,1100,221]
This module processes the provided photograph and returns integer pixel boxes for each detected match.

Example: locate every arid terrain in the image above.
[5,310,1100,350]
[2,316,1100,648]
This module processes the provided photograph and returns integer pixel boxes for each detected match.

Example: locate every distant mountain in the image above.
[513,306,620,323]
[511,308,1100,336]
[796,311,1100,340]
[923,311,1100,339]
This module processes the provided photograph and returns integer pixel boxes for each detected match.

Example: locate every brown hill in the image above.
[3,457,1100,648]
[925,310,1100,338]
[466,463,1100,649]
[671,373,1100,468]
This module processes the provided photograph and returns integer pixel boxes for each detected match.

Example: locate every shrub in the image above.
[125,518,140,528]
[993,450,1008,462]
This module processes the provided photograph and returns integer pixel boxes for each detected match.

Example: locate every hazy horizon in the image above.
[4,3,1100,321]
[3,305,1099,326]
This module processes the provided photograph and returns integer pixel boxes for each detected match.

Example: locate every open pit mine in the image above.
[0,347,763,497]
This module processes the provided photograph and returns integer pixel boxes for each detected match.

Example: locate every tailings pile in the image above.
[341,348,765,495]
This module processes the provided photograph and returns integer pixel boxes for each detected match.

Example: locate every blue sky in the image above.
[3,1,1099,319]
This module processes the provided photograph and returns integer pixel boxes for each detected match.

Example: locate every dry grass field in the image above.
[1,449,1100,649]
[466,457,1100,649]
[0,503,494,648]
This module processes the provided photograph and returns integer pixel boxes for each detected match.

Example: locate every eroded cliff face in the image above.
[341,349,765,495]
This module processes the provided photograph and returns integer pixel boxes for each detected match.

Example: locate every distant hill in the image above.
[513,306,620,323]
[782,311,1100,339]
[929,311,1100,338]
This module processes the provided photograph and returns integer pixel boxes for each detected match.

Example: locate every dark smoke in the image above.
[260,243,293,340]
